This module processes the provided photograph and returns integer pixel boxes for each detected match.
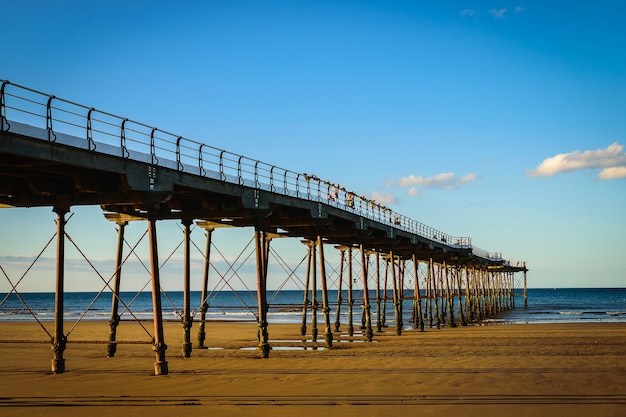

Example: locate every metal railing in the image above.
[1,79,501,258]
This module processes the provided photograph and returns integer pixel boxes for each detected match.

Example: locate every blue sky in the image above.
[1,1,625,292]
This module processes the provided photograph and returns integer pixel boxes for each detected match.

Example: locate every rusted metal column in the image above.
[310,241,318,342]
[360,243,373,341]
[398,259,405,329]
[425,259,434,328]
[444,262,455,327]
[334,247,345,333]
[412,254,424,332]
[457,266,467,326]
[301,240,313,336]
[382,257,388,328]
[508,272,514,309]
[51,207,68,374]
[471,266,480,322]
[107,220,126,358]
[478,268,486,321]
[197,225,213,349]
[463,265,471,324]
[181,219,193,358]
[390,251,402,336]
[255,228,270,358]
[431,259,440,329]
[318,235,333,348]
[360,253,370,330]
[347,247,354,337]
[438,263,447,324]
[148,213,168,375]
[375,252,382,332]
[524,262,528,308]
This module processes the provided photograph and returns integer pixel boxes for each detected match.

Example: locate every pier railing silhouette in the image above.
[1,79,485,255]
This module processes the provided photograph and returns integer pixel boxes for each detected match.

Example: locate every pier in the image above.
[0,80,527,375]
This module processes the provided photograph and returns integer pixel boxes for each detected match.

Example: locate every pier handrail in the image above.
[1,79,493,257]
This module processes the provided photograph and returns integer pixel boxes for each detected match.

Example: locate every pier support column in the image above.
[444,262,456,328]
[425,259,434,329]
[107,220,127,358]
[196,225,213,349]
[382,257,388,328]
[458,266,467,326]
[523,263,528,308]
[347,247,354,337]
[390,251,402,336]
[51,206,68,374]
[375,252,382,332]
[310,241,318,343]
[333,247,346,333]
[255,228,270,358]
[181,219,193,358]
[431,259,440,329]
[412,253,424,332]
[300,240,312,336]
[318,235,333,348]
[148,213,168,375]
[360,244,373,341]
[300,241,313,336]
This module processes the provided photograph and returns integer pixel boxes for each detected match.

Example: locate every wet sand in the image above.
[0,321,625,416]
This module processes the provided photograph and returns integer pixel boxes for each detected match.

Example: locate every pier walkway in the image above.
[0,80,527,375]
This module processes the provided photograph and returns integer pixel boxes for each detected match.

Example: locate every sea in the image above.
[1,288,625,325]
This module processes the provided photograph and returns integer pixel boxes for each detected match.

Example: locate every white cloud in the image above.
[598,166,626,180]
[460,9,475,16]
[407,187,420,196]
[491,8,508,19]
[526,142,626,180]
[370,191,396,205]
[515,6,524,13]
[398,172,477,190]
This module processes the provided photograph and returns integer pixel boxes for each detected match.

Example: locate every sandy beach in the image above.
[0,321,625,416]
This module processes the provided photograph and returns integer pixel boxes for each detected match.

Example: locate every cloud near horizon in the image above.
[526,142,626,180]
[397,172,478,192]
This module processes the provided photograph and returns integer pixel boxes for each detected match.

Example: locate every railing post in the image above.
[120,119,129,158]
[175,136,183,172]
[1,80,10,132]
[237,156,244,185]
[198,144,206,176]
[46,95,56,142]
[150,128,158,165]
[86,108,96,151]
[219,150,226,181]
